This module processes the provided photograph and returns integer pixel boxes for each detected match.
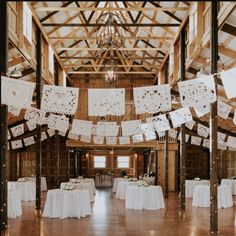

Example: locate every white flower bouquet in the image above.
[78,176,84,180]
[63,183,76,191]
[194,177,200,181]
[18,178,26,182]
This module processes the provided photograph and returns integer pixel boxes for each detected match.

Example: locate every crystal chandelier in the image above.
[96,11,123,50]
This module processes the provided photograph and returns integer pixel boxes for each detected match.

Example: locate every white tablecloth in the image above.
[8,190,22,218]
[22,177,47,191]
[125,186,165,210]
[83,179,96,194]
[61,182,94,202]
[43,189,91,219]
[112,178,124,193]
[192,185,233,208]
[95,175,113,187]
[221,179,236,195]
[115,180,144,200]
[8,181,35,201]
[185,180,210,197]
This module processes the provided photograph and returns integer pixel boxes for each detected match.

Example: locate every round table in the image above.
[8,190,22,218]
[192,185,233,208]
[221,179,236,195]
[43,189,91,219]
[112,178,124,193]
[185,180,210,197]
[125,186,165,210]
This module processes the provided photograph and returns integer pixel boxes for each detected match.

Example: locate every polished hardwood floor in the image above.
[2,188,236,236]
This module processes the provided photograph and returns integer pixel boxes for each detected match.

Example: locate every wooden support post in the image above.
[164,63,169,198]
[74,151,78,178]
[154,149,158,185]
[210,1,218,233]
[179,28,186,210]
[78,151,82,176]
[54,62,60,187]
[67,149,70,180]
[35,26,42,210]
[0,0,8,229]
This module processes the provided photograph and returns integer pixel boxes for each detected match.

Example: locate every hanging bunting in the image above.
[121,120,142,136]
[140,123,156,141]
[217,100,231,119]
[41,85,79,115]
[146,114,170,132]
[132,134,143,143]
[88,89,125,116]
[133,84,171,114]
[71,119,93,136]
[202,139,210,148]
[41,131,47,141]
[157,131,166,138]
[178,75,216,108]
[23,136,35,146]
[218,132,226,144]
[11,140,23,149]
[220,67,236,99]
[234,110,236,125]
[1,76,35,108]
[8,106,21,116]
[80,135,91,143]
[218,142,227,150]
[168,129,178,139]
[26,120,36,131]
[93,136,104,145]
[169,107,192,128]
[185,120,196,130]
[47,129,56,137]
[193,104,210,117]
[227,136,236,148]
[119,136,130,145]
[67,131,79,140]
[11,124,24,137]
[106,136,117,145]
[191,136,202,146]
[48,114,69,133]
[197,124,210,138]
[178,132,190,142]
[24,107,46,125]
[96,122,119,137]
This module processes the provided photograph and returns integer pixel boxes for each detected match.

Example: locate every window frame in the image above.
[93,155,106,168]
[117,156,130,169]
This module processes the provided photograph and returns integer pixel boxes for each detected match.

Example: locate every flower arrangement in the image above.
[18,178,26,182]
[78,176,84,180]
[137,182,149,187]
[128,178,137,182]
[194,177,200,181]
[63,183,76,191]
[70,179,80,183]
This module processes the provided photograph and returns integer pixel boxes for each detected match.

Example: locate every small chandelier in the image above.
[96,11,123,50]
[104,56,118,86]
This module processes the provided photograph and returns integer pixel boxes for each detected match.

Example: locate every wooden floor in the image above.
[2,188,236,236]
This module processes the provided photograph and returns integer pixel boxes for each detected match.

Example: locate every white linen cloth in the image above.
[83,178,96,194]
[60,182,94,202]
[185,180,210,197]
[112,178,124,193]
[221,179,236,195]
[43,189,91,219]
[8,181,35,201]
[8,190,22,218]
[125,186,165,210]
[21,177,47,191]
[115,180,144,200]
[192,185,233,208]
[95,175,113,187]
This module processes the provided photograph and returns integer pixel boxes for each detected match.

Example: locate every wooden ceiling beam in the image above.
[60,56,165,60]
[40,1,74,23]
[50,36,174,40]
[8,56,25,68]
[221,23,236,36]
[42,23,181,27]
[35,7,189,12]
[68,71,156,74]
[20,68,35,78]
[148,1,182,23]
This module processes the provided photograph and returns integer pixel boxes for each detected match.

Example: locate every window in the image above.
[117,156,129,168]
[94,156,106,168]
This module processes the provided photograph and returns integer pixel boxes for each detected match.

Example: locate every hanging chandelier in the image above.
[104,54,118,86]
[96,11,123,50]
